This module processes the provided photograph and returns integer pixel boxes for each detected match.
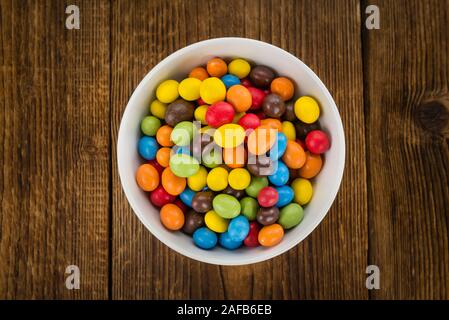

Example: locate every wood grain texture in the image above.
[111,0,367,299]
[363,0,449,299]
[0,0,110,299]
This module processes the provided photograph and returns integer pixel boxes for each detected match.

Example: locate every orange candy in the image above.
[160,204,185,230]
[247,126,277,155]
[298,151,323,178]
[156,147,171,167]
[136,164,159,191]
[223,145,247,168]
[270,77,294,101]
[260,118,283,131]
[207,58,227,78]
[156,125,174,147]
[161,167,186,195]
[189,67,209,81]
[226,85,252,112]
[258,224,284,247]
[282,140,306,169]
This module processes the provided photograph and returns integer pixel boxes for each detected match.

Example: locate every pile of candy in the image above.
[135,57,330,250]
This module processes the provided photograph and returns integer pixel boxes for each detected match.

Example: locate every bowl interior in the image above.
[117,38,345,265]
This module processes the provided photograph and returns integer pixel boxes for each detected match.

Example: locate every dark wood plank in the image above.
[363,0,449,299]
[0,0,110,299]
[111,0,367,299]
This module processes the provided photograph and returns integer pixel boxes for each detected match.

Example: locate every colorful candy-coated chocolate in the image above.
[305,130,330,154]
[161,167,186,196]
[281,121,296,140]
[156,147,171,167]
[187,165,208,191]
[247,126,277,155]
[228,215,250,242]
[138,136,158,160]
[200,77,226,105]
[291,178,313,205]
[180,187,195,207]
[294,96,320,123]
[283,100,296,122]
[182,210,205,235]
[169,153,200,178]
[156,80,179,104]
[193,227,217,250]
[212,194,241,219]
[240,78,253,88]
[150,99,167,120]
[249,65,275,88]
[228,58,251,79]
[147,159,164,176]
[248,87,266,110]
[270,77,294,101]
[174,198,188,214]
[205,101,235,128]
[207,167,229,191]
[205,210,229,233]
[257,206,280,226]
[221,74,241,89]
[268,161,289,186]
[260,118,282,131]
[160,204,185,231]
[165,99,195,126]
[156,125,174,147]
[189,67,209,81]
[240,197,259,221]
[207,58,227,78]
[222,186,245,199]
[150,185,176,207]
[257,186,279,207]
[194,105,209,125]
[295,120,321,140]
[268,132,287,160]
[278,203,304,229]
[226,85,252,112]
[247,155,276,177]
[262,93,285,118]
[141,115,161,136]
[243,222,261,247]
[136,163,159,191]
[228,168,251,190]
[219,231,243,250]
[238,113,260,130]
[258,223,284,246]
[245,176,268,198]
[213,124,245,148]
[275,185,294,207]
[282,140,306,169]
[171,121,196,146]
[223,145,247,168]
[178,77,202,101]
[298,152,323,179]
[191,190,214,213]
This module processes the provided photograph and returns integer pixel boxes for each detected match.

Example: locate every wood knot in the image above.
[414,99,449,137]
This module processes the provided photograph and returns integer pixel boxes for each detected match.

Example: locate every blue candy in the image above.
[138,136,158,160]
[275,185,294,207]
[269,132,287,160]
[228,215,250,242]
[221,74,241,89]
[180,187,195,207]
[268,160,289,186]
[193,227,217,250]
[172,145,191,156]
[219,232,242,250]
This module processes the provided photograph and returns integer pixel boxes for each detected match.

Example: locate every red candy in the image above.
[244,222,261,247]
[238,113,261,130]
[150,185,176,207]
[241,78,253,88]
[197,97,206,106]
[247,87,266,110]
[305,130,330,154]
[174,198,188,213]
[205,101,235,128]
[257,186,279,207]
[254,111,266,120]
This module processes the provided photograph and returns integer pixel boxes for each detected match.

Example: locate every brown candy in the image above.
[295,120,321,140]
[222,186,245,199]
[262,94,285,118]
[182,210,204,235]
[191,191,214,213]
[249,65,276,88]
[283,100,296,121]
[257,206,280,226]
[165,99,195,126]
[247,155,275,177]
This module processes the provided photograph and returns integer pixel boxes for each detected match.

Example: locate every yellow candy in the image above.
[294,96,320,124]
[178,78,202,101]
[282,121,296,140]
[200,77,226,104]
[150,99,167,119]
[194,105,209,125]
[228,168,251,190]
[228,58,251,79]
[205,210,229,233]
[156,80,179,104]
[291,178,313,205]
[213,124,245,148]
[206,167,229,191]
[187,166,208,191]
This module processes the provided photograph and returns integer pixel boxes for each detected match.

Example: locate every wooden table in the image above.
[1,0,448,300]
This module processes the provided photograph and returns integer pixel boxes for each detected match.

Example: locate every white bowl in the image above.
[117,37,345,266]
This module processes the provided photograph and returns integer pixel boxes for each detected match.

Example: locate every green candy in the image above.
[278,203,304,229]
[245,176,268,198]
[240,197,259,221]
[169,153,200,178]
[141,116,161,136]
[202,149,222,168]
[213,194,241,219]
[171,121,196,146]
